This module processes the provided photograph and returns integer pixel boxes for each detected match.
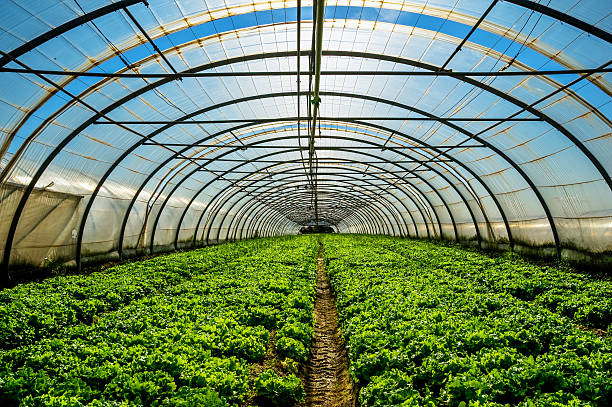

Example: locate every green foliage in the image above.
[0,237,318,406]
[275,336,308,362]
[254,370,305,406]
[323,235,612,407]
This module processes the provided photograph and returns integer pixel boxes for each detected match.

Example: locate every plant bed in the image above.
[0,236,318,406]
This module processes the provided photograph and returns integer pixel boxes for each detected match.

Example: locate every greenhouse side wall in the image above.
[0,183,82,268]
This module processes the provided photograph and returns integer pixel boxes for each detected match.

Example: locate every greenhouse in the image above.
[0,0,610,406]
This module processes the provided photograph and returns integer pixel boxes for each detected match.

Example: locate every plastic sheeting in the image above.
[0,0,610,274]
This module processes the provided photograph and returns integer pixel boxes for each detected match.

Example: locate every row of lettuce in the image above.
[0,236,318,406]
[323,235,611,406]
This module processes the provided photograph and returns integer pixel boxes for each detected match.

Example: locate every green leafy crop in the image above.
[0,236,317,406]
[254,370,305,406]
[322,235,612,407]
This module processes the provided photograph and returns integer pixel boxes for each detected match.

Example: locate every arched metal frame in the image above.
[247,192,381,238]
[244,195,379,239]
[187,158,431,247]
[217,162,426,243]
[188,149,445,240]
[242,187,396,236]
[204,176,412,244]
[1,0,610,280]
[235,196,369,240]
[160,143,428,252]
[148,140,479,256]
[229,181,385,242]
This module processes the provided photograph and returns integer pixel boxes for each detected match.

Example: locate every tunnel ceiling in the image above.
[0,0,611,275]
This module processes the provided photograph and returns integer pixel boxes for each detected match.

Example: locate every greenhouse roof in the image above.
[0,0,611,278]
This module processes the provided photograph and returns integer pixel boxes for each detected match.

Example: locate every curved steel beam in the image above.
[243,193,378,238]
[153,138,480,256]
[245,195,380,238]
[200,166,421,244]
[223,163,424,242]
[74,86,521,268]
[242,188,388,239]
[216,171,414,240]
[209,184,398,244]
[242,202,358,240]
[57,84,509,270]
[207,177,409,244]
[0,0,145,67]
[21,39,597,266]
[181,148,444,252]
[10,43,590,272]
[187,152,437,247]
[230,182,384,241]
[180,144,462,255]
[209,186,397,242]
[504,0,612,43]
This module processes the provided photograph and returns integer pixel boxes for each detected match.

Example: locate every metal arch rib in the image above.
[3,43,584,271]
[150,140,477,256]
[204,181,402,244]
[222,163,428,242]
[0,0,145,68]
[245,195,380,238]
[227,175,416,242]
[240,188,390,239]
[503,0,612,44]
[224,181,409,238]
[225,160,431,242]
[229,187,388,241]
[246,186,400,235]
[171,146,435,251]
[96,90,516,257]
[170,144,459,253]
[7,46,590,273]
[207,187,398,242]
[3,0,608,69]
[86,92,516,270]
[226,173,406,241]
[191,160,425,246]
[203,172,417,244]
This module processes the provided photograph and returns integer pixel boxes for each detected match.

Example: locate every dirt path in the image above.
[303,243,356,407]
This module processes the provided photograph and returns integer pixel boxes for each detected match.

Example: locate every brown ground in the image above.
[302,243,357,407]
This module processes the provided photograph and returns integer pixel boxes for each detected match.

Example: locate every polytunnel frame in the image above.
[182,148,454,246]
[109,120,465,263]
[181,149,438,242]
[214,176,413,238]
[225,163,426,242]
[145,142,432,253]
[108,117,495,266]
[143,139,483,259]
[0,0,610,281]
[243,191,382,237]
[199,161,429,243]
[9,43,611,273]
[199,172,416,242]
[225,185,398,241]
[92,94,523,269]
[233,181,409,237]
[123,112,520,264]
[223,166,419,241]
[241,185,399,234]
[242,188,391,237]
[0,75,565,275]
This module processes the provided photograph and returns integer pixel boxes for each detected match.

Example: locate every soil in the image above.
[302,242,357,407]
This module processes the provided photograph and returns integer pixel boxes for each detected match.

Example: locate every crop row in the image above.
[0,236,318,406]
[322,235,611,406]
[382,238,612,331]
